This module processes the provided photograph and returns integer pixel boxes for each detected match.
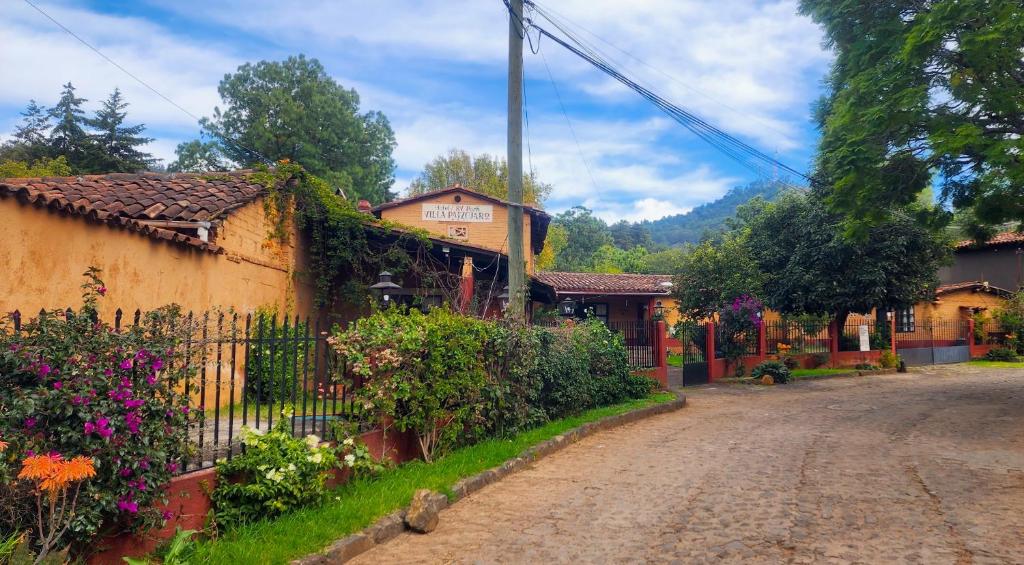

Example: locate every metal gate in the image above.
[678,322,709,386]
[895,319,970,366]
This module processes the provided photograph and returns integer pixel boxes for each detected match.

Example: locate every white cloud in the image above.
[1,1,825,222]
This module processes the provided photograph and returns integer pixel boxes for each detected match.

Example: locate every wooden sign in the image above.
[422,203,493,222]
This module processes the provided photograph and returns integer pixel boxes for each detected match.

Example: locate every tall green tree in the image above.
[551,206,612,271]
[608,220,654,250]
[1,100,52,163]
[590,244,650,274]
[47,83,94,170]
[408,149,552,204]
[86,88,154,172]
[745,191,951,327]
[801,0,1024,232]
[671,235,765,320]
[167,139,226,172]
[202,55,396,202]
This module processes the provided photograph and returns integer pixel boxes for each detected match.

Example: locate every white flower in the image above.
[342,438,355,447]
[307,452,324,464]
[265,469,283,482]
[305,435,321,450]
[287,463,297,472]
[344,454,356,468]
[281,407,294,418]
[239,425,265,445]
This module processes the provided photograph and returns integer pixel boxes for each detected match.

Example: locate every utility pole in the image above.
[506,0,526,320]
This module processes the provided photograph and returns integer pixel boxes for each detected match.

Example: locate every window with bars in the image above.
[896,307,915,333]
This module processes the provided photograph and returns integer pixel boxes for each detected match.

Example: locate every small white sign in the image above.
[422,203,493,223]
[858,325,870,351]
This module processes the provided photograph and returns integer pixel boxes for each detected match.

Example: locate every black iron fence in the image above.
[7,308,358,474]
[714,324,759,357]
[764,319,829,354]
[608,320,658,369]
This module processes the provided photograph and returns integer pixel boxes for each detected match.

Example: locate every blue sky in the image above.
[2,0,832,222]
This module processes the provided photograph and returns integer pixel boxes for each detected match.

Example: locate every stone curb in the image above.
[291,391,687,565]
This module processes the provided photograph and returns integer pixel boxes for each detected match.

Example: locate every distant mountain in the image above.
[641,180,788,246]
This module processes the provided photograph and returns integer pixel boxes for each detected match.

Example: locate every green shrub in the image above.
[211,420,336,529]
[329,306,492,462]
[985,347,1019,361]
[0,269,194,553]
[879,350,899,369]
[809,353,830,368]
[245,307,308,404]
[780,355,799,370]
[854,363,879,370]
[480,322,547,437]
[751,361,791,384]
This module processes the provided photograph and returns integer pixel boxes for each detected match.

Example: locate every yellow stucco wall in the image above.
[379,191,536,273]
[0,196,314,319]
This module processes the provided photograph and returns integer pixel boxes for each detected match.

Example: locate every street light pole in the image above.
[507,0,526,320]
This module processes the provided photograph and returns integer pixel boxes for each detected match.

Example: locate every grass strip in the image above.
[791,368,853,378]
[966,360,1024,368]
[191,392,676,565]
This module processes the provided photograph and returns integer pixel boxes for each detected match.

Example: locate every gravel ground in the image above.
[351,364,1024,564]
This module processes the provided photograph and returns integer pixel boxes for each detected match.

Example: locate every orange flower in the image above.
[19,454,95,492]
[0,439,8,452]
[18,454,61,482]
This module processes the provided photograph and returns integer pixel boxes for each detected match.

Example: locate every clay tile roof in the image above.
[955,231,1024,249]
[533,271,674,295]
[935,280,1013,297]
[0,171,274,253]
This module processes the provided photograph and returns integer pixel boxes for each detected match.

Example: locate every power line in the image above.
[539,47,601,194]
[503,0,810,185]
[528,1,795,142]
[22,0,272,167]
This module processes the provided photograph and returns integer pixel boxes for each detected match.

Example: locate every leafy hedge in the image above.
[329,309,656,462]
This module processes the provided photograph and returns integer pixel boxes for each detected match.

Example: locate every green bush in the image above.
[480,322,547,437]
[0,270,195,554]
[879,350,899,369]
[751,361,791,384]
[329,306,492,462]
[985,347,1019,361]
[809,352,830,368]
[245,307,308,404]
[211,420,336,529]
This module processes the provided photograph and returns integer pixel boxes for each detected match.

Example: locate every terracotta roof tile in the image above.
[0,171,274,253]
[955,231,1024,249]
[935,280,1013,297]
[533,271,674,295]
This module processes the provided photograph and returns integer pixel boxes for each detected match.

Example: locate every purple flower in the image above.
[181,406,189,415]
[38,364,52,378]
[139,458,150,471]
[134,349,148,361]
[166,462,179,474]
[117,497,138,514]
[72,396,84,406]
[119,467,133,478]
[125,412,142,434]
[84,422,96,434]
[124,398,145,409]
[104,368,114,378]
[146,374,157,386]
[52,381,63,390]
[24,417,36,429]
[119,359,133,370]
[96,286,107,296]
[152,358,164,372]
[161,510,173,521]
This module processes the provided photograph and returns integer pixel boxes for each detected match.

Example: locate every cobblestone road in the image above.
[352,365,1024,564]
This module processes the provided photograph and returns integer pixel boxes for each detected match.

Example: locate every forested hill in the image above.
[640,179,788,246]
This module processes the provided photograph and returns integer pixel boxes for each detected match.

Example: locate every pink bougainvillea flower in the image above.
[38,364,52,378]
[24,418,36,429]
[84,422,96,435]
[117,497,138,514]
[119,467,133,478]
[96,286,107,296]
[151,358,164,372]
[52,381,63,390]
[124,399,145,409]
[103,368,114,378]
[161,510,173,521]
[119,359,132,370]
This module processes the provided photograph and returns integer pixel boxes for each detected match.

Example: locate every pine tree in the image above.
[0,100,51,163]
[47,83,93,171]
[87,88,155,172]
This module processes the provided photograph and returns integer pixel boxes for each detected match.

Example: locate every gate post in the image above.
[705,321,719,381]
[968,318,977,359]
[828,320,840,368]
[758,320,768,363]
[890,314,897,353]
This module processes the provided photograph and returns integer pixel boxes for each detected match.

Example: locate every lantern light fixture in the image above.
[559,297,577,317]
[369,271,402,304]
